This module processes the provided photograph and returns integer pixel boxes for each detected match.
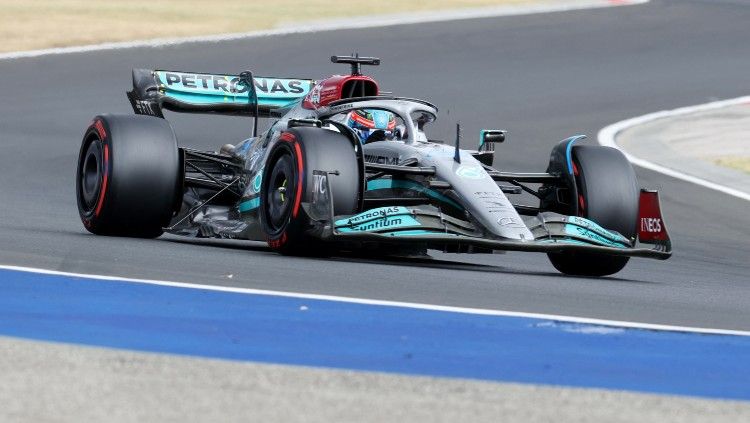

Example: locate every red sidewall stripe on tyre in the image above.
[94,143,109,217]
[279,132,305,219]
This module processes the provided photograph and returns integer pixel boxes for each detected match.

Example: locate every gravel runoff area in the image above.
[617,102,750,194]
[2,336,749,423]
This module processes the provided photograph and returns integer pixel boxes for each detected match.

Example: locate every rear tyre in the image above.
[76,114,181,238]
[260,127,362,255]
[547,145,639,276]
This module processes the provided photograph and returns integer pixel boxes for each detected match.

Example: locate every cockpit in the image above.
[319,96,438,144]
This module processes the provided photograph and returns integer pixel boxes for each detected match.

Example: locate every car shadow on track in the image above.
[46,231,653,285]
[162,236,652,284]
[328,253,653,284]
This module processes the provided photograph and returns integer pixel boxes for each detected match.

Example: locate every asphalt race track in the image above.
[1,0,749,331]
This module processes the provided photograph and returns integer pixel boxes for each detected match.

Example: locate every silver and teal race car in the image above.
[76,55,671,276]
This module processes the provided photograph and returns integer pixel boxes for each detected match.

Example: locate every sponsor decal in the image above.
[343,217,408,232]
[319,86,339,104]
[160,71,307,95]
[309,84,321,104]
[474,191,503,198]
[364,154,399,165]
[640,217,662,233]
[335,207,420,233]
[336,206,407,226]
[474,191,513,214]
[313,173,327,195]
[329,103,354,113]
[497,217,521,226]
[456,165,485,179]
[637,190,669,244]
[311,172,330,218]
[484,200,512,213]
[131,99,160,116]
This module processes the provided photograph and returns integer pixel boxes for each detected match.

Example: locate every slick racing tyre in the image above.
[260,127,362,255]
[76,114,181,238]
[548,145,639,276]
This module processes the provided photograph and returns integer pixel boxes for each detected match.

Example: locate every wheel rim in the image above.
[265,153,296,232]
[80,140,103,211]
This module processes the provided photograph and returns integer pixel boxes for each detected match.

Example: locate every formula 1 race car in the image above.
[76,55,671,276]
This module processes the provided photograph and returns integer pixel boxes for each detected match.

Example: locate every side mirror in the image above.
[481,130,505,144]
[479,130,506,152]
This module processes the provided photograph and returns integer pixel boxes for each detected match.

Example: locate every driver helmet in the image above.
[346,109,396,143]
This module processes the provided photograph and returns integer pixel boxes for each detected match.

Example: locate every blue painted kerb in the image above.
[0,268,748,400]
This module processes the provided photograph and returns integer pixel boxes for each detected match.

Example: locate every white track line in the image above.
[0,0,648,61]
[2,263,748,337]
[598,96,750,202]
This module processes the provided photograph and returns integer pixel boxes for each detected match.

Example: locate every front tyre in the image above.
[547,145,639,276]
[76,114,181,238]
[260,128,362,255]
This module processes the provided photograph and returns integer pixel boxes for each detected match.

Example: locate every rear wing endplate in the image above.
[127,69,313,118]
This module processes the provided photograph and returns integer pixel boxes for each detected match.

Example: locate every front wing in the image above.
[305,171,672,259]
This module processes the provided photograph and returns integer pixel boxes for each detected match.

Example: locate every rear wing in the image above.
[127,69,314,118]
